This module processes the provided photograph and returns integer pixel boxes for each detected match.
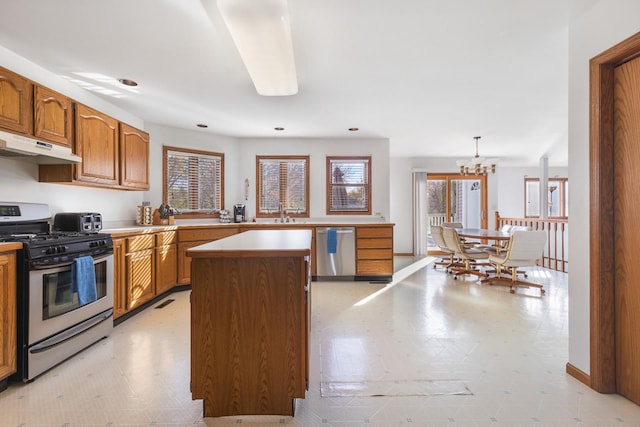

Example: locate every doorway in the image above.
[589,32,640,401]
[426,173,487,252]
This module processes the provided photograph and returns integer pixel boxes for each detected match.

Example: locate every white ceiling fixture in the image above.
[456,136,498,175]
[216,0,298,96]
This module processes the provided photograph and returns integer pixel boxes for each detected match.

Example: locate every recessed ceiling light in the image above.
[196,123,208,128]
[118,78,138,87]
[348,127,359,132]
[274,127,285,131]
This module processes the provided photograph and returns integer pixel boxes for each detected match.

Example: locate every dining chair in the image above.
[479,224,529,278]
[442,222,476,246]
[430,225,457,270]
[481,230,547,295]
[441,226,489,280]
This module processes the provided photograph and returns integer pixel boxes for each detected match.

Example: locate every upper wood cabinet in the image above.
[119,123,149,190]
[75,104,119,185]
[0,66,150,190]
[39,105,149,190]
[33,85,72,147]
[0,66,32,135]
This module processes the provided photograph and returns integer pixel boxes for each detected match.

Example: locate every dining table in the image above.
[456,228,511,241]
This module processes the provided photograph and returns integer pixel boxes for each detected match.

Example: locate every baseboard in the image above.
[566,362,590,387]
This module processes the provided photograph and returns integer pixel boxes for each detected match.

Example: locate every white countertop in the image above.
[186,229,312,258]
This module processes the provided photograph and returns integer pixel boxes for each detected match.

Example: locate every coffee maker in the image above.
[233,204,246,223]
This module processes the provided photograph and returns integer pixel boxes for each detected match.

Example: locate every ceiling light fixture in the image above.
[217,0,298,96]
[456,136,498,175]
[118,78,138,87]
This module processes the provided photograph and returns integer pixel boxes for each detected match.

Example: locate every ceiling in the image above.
[0,0,592,166]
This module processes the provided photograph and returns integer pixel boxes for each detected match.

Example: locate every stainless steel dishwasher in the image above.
[316,227,356,280]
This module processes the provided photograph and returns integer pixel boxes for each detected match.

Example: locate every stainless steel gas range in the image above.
[0,202,114,382]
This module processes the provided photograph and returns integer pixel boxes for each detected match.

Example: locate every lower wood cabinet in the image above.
[112,230,177,319]
[111,223,393,321]
[0,250,17,386]
[125,234,155,311]
[177,227,240,284]
[112,238,127,319]
[155,231,177,295]
[356,225,394,277]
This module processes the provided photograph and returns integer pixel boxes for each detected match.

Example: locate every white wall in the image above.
[0,45,142,129]
[497,166,568,218]
[144,123,240,215]
[390,156,500,254]
[238,138,390,222]
[0,47,145,223]
[568,0,640,374]
[0,156,143,222]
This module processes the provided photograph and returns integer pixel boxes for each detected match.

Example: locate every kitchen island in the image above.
[186,229,312,417]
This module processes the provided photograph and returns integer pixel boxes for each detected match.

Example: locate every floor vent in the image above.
[155,299,175,309]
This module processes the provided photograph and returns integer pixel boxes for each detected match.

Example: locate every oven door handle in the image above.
[29,309,113,354]
[30,252,113,270]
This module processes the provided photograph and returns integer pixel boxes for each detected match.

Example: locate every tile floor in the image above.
[2,259,640,426]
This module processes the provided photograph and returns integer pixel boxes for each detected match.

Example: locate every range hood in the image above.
[0,130,81,164]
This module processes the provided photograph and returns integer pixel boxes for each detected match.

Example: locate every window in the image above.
[163,146,224,217]
[256,155,309,217]
[326,156,371,215]
[524,177,568,218]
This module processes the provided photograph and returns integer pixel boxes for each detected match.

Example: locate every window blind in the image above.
[258,157,307,214]
[328,158,370,213]
[166,148,223,212]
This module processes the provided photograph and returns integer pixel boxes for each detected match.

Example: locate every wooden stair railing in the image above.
[495,212,568,273]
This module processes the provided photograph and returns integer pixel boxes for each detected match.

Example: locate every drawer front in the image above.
[126,234,154,252]
[356,238,392,249]
[179,227,240,242]
[356,260,393,275]
[156,231,177,246]
[357,226,393,239]
[357,248,393,260]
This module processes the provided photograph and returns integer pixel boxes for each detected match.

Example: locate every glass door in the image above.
[426,173,487,251]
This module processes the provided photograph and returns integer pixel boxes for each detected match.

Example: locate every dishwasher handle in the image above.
[316,228,354,234]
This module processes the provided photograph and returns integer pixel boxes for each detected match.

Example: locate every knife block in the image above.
[152,209,174,225]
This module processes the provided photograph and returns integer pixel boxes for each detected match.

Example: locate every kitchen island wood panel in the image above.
[188,230,311,417]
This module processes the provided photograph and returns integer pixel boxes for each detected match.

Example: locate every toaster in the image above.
[53,212,102,234]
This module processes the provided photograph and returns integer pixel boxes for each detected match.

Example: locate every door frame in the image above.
[427,173,488,229]
[589,32,640,393]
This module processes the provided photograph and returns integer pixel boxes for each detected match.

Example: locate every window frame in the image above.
[524,177,568,219]
[256,155,310,219]
[326,156,372,215]
[162,145,225,219]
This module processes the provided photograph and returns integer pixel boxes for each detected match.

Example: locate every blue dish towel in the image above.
[72,256,97,305]
[327,229,338,254]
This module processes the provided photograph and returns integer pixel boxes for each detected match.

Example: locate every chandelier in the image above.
[456,136,498,175]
